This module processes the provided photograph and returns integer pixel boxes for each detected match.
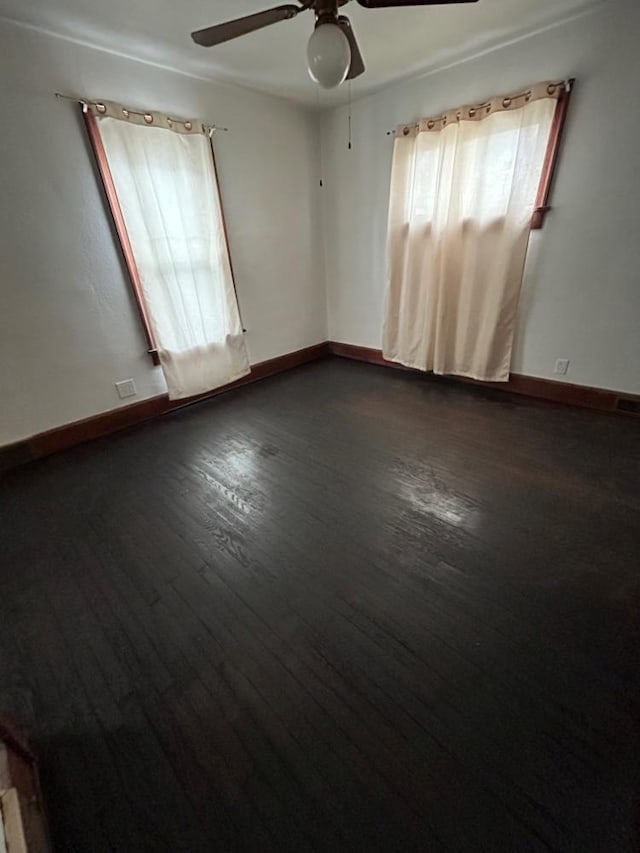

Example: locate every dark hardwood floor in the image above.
[1,357,638,852]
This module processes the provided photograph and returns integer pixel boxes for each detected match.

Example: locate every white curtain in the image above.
[94,106,249,399]
[383,84,560,381]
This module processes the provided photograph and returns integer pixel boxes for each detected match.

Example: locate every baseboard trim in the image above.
[327,341,636,414]
[2,339,635,473]
[1,342,330,471]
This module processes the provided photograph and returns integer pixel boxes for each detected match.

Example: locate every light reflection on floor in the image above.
[399,481,480,530]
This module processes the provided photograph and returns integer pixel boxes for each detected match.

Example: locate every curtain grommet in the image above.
[502,98,512,108]
[96,103,106,113]
[184,121,193,131]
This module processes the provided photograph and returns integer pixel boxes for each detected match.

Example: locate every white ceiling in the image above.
[0,0,599,106]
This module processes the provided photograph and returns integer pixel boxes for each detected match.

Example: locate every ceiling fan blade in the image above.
[337,16,366,80]
[191,5,301,47]
[357,0,478,6]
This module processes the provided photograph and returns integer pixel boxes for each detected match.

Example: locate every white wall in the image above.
[2,2,638,449]
[0,19,326,446]
[321,0,640,394]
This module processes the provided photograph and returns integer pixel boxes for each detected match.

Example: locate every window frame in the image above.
[83,108,160,364]
[530,78,574,230]
[82,105,241,365]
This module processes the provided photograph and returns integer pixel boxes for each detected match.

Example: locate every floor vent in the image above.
[616,397,640,414]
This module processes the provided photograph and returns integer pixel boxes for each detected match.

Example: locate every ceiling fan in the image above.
[191,0,479,90]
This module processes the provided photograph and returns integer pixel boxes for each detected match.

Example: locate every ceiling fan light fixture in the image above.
[306,22,351,89]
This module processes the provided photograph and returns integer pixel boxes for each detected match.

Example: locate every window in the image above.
[401,82,572,229]
[383,80,573,383]
[84,101,249,400]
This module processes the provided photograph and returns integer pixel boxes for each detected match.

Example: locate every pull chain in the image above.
[348,80,352,150]
[316,84,324,188]
[316,84,323,187]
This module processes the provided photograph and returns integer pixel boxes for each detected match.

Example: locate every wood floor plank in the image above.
[1,358,638,852]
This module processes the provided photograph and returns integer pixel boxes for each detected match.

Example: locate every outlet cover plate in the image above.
[115,379,137,399]
[554,358,570,376]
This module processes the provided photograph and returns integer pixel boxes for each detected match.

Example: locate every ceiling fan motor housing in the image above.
[313,0,350,24]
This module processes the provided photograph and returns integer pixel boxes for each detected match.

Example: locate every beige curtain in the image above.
[383,82,563,382]
[88,101,249,400]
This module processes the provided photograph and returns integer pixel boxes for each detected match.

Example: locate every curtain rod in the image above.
[384,78,574,137]
[54,92,228,135]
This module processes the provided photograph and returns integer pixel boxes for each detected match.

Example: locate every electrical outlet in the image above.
[554,358,570,376]
[115,379,137,399]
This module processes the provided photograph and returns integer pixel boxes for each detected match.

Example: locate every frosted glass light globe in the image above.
[306,22,351,89]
